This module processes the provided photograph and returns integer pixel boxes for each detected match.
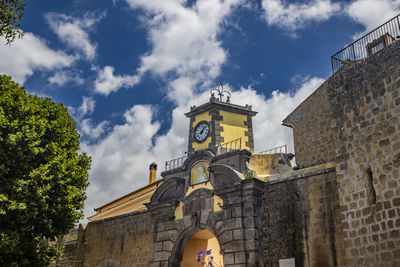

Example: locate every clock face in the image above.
[194,121,210,143]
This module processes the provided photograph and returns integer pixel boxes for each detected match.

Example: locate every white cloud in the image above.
[81,119,109,140]
[93,66,139,95]
[69,96,96,120]
[45,12,105,60]
[97,0,242,100]
[82,105,163,219]
[346,0,400,37]
[48,70,84,86]
[261,0,400,37]
[232,77,325,153]
[0,33,75,83]
[261,0,341,33]
[82,1,328,221]
[82,76,324,220]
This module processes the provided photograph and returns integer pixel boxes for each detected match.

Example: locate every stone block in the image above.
[162,241,174,252]
[153,242,163,252]
[200,211,210,225]
[215,218,242,232]
[245,228,257,240]
[243,217,256,229]
[233,229,244,240]
[165,221,175,231]
[156,230,178,242]
[224,253,235,265]
[157,222,165,232]
[224,240,245,253]
[183,215,192,228]
[151,251,169,262]
[231,206,242,218]
[219,230,233,244]
[245,240,258,250]
[235,251,246,264]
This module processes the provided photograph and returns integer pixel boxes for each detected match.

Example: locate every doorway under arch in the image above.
[181,230,223,267]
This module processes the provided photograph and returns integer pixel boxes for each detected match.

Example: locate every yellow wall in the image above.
[192,112,212,151]
[213,195,223,212]
[181,230,223,267]
[174,202,184,220]
[185,181,213,196]
[248,153,293,181]
[220,110,250,150]
[181,238,208,267]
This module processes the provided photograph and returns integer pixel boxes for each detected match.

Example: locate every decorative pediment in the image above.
[209,164,244,189]
[183,150,215,170]
[150,177,186,204]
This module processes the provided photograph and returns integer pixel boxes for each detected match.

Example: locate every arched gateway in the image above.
[146,147,264,267]
[181,230,223,266]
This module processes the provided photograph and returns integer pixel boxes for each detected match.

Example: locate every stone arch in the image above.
[182,150,215,170]
[97,259,122,267]
[168,226,222,267]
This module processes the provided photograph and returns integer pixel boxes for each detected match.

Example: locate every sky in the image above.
[1,0,400,221]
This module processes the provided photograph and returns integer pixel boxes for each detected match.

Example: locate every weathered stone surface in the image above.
[54,37,400,267]
[282,40,400,266]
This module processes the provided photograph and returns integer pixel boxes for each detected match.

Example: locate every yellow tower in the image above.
[185,86,257,153]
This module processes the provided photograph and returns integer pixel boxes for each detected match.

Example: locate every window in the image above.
[371,42,384,54]
[190,161,210,185]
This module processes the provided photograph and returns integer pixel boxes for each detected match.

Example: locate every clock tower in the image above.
[185,85,257,153]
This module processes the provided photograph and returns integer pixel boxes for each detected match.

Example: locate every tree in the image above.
[0,75,91,266]
[0,0,25,44]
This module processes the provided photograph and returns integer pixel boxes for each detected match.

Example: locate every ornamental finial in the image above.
[210,84,231,102]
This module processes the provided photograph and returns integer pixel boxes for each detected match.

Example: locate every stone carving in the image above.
[209,164,244,189]
[150,177,186,204]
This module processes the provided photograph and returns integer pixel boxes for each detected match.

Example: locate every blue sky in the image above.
[1,0,399,220]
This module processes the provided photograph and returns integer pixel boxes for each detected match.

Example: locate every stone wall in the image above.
[283,81,336,168]
[328,41,400,266]
[284,40,400,266]
[261,165,344,267]
[53,211,154,267]
[84,211,154,267]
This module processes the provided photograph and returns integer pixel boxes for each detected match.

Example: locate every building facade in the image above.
[54,39,400,267]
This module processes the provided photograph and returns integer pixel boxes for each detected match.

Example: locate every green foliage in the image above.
[245,170,256,179]
[0,75,90,266]
[0,0,25,44]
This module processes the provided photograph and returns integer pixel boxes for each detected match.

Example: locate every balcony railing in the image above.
[259,144,287,154]
[331,14,400,73]
[216,138,242,155]
[165,155,187,171]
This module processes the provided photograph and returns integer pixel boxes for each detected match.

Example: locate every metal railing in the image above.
[259,144,287,154]
[216,138,241,155]
[331,14,400,73]
[165,155,187,171]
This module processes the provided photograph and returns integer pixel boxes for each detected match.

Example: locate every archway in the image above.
[181,230,223,267]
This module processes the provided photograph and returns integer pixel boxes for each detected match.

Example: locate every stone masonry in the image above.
[284,40,400,266]
[54,39,400,267]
